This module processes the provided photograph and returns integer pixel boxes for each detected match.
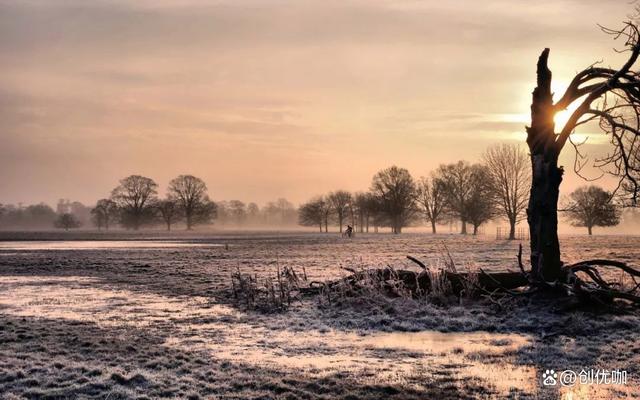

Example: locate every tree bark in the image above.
[588,225,593,235]
[473,224,478,235]
[508,220,516,240]
[460,219,467,234]
[526,49,563,282]
[431,220,437,234]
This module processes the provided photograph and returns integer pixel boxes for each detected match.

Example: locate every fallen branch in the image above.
[406,255,427,269]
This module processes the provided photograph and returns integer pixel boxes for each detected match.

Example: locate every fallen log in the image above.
[298,255,640,308]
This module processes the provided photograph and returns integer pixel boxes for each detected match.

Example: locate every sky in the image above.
[0,0,635,207]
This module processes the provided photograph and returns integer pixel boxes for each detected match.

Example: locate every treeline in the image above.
[215,199,297,227]
[90,175,299,231]
[0,145,629,234]
[0,175,298,231]
[299,144,627,238]
[0,203,59,230]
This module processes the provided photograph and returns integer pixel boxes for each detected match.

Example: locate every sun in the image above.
[551,80,572,128]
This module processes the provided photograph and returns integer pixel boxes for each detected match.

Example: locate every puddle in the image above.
[0,240,219,250]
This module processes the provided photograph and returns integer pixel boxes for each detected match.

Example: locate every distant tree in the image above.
[156,199,181,231]
[364,193,382,233]
[262,198,297,226]
[228,200,247,225]
[352,193,369,233]
[328,191,352,233]
[370,166,417,234]
[91,199,118,230]
[562,186,621,235]
[415,175,448,234]
[437,161,476,234]
[192,200,217,227]
[215,201,230,225]
[111,175,158,230]
[298,197,326,232]
[54,213,81,231]
[70,202,91,226]
[26,203,58,228]
[56,199,70,214]
[57,200,91,226]
[168,175,212,230]
[0,203,56,229]
[262,201,278,225]
[276,198,297,225]
[316,196,331,232]
[466,165,497,235]
[483,144,531,240]
[247,202,260,224]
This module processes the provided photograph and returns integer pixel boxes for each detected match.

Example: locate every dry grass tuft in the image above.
[231,264,306,312]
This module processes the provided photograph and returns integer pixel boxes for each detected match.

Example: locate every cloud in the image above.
[0,0,633,205]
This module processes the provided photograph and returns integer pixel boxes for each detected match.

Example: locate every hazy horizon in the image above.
[0,0,633,206]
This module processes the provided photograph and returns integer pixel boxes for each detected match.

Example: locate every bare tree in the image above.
[319,196,332,232]
[247,202,260,225]
[228,200,247,225]
[192,200,217,227]
[370,166,417,234]
[437,161,476,234]
[621,147,640,205]
[415,175,448,234]
[526,22,640,280]
[562,186,621,235]
[466,165,497,235]
[168,175,210,230]
[91,199,118,230]
[328,190,352,233]
[111,175,158,230]
[156,199,181,231]
[483,144,531,240]
[364,192,381,232]
[298,197,326,232]
[353,192,371,233]
[54,213,81,231]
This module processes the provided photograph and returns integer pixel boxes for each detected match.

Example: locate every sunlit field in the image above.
[0,231,638,399]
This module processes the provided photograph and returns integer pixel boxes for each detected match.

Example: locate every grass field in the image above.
[0,231,638,399]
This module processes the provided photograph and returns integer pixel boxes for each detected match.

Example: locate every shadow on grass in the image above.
[0,313,508,400]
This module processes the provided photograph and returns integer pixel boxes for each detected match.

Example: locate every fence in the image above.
[496,226,529,240]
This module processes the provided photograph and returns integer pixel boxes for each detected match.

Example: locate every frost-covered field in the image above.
[0,231,639,399]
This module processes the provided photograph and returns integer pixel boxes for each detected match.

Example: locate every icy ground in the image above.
[0,231,638,399]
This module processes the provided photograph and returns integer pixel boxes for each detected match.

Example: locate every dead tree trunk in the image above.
[526,49,563,282]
